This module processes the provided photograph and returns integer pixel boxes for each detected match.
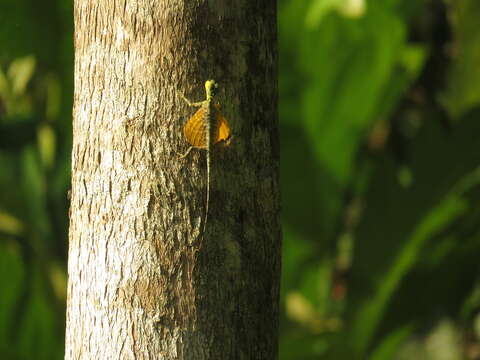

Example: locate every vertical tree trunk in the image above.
[66,0,280,359]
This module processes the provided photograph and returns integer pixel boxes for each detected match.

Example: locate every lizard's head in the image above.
[205,79,218,100]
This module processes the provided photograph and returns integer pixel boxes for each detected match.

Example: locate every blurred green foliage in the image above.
[0,0,72,358]
[279,0,480,359]
[1,0,480,359]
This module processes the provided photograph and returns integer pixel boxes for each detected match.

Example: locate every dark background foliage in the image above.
[1,0,480,359]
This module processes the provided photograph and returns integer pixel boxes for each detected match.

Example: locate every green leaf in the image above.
[7,55,36,97]
[305,0,350,27]
[301,7,407,184]
[369,324,414,360]
[350,195,466,354]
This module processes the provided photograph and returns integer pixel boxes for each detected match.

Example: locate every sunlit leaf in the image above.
[37,123,56,169]
[0,210,24,235]
[7,55,36,96]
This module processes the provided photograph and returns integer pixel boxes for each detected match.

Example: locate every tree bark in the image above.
[66,0,280,359]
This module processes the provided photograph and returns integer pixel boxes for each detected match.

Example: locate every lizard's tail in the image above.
[201,149,210,242]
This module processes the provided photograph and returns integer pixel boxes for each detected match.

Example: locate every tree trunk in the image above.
[66,0,280,359]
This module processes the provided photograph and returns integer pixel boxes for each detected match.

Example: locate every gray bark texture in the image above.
[65,0,280,359]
